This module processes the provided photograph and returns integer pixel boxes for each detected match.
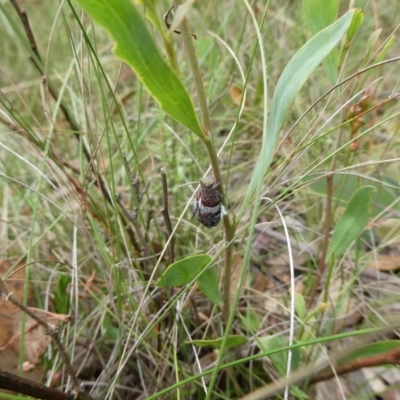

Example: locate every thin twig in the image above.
[116,196,153,260]
[9,0,41,61]
[160,168,175,262]
[310,344,400,384]
[0,369,75,400]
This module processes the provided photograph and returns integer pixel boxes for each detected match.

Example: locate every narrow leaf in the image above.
[341,341,400,363]
[241,10,356,215]
[376,35,395,63]
[156,254,211,287]
[197,266,222,305]
[75,0,204,137]
[186,335,247,349]
[326,186,375,260]
[346,9,364,43]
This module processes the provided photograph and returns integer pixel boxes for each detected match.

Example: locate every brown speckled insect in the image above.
[192,177,222,228]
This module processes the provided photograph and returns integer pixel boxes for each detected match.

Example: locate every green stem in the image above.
[176,1,235,320]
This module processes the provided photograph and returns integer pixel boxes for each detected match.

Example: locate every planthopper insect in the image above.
[192,177,223,228]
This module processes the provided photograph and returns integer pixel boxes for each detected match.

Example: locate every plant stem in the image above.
[175,1,235,320]
[307,173,333,309]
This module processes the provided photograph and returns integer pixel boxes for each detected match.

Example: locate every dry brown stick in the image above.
[0,278,93,400]
[0,368,75,400]
[116,196,153,260]
[160,168,175,262]
[310,344,400,384]
[9,0,41,61]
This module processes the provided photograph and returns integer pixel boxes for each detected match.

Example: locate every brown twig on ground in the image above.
[160,168,175,262]
[0,368,75,400]
[310,344,400,384]
[0,277,93,400]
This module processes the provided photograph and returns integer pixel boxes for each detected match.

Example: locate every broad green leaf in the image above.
[326,186,375,260]
[241,10,356,216]
[75,0,204,138]
[156,254,211,287]
[197,266,222,305]
[303,0,340,83]
[186,335,247,349]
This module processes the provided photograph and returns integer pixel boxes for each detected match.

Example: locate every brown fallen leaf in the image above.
[367,254,400,271]
[0,258,26,323]
[229,85,245,107]
[0,258,27,351]
[0,307,70,363]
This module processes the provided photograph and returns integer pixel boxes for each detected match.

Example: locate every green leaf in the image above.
[241,10,356,216]
[308,174,400,216]
[75,0,204,138]
[303,0,339,34]
[54,274,71,314]
[303,0,340,83]
[186,335,247,349]
[101,313,120,341]
[326,186,375,260]
[156,254,211,287]
[366,29,382,54]
[294,292,306,320]
[341,341,400,363]
[376,34,395,63]
[197,266,222,305]
[346,9,364,43]
[260,335,286,375]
